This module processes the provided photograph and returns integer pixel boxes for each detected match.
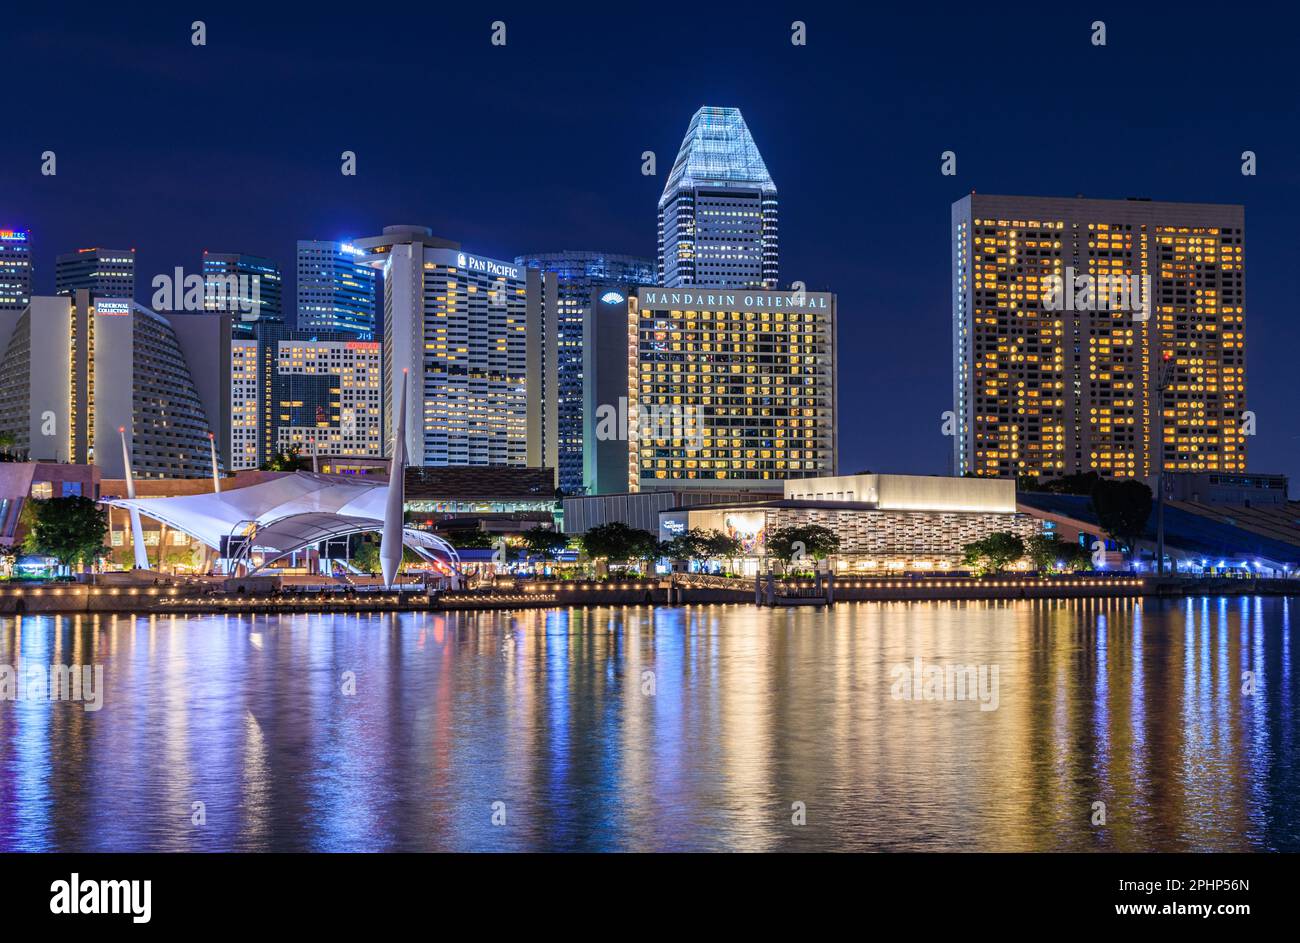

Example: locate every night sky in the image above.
[4,5,1297,488]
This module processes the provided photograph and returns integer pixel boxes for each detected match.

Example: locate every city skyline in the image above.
[3,6,1297,489]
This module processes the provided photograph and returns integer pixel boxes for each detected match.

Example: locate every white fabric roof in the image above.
[102,472,458,568]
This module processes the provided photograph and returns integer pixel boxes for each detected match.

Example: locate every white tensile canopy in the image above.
[101,472,458,572]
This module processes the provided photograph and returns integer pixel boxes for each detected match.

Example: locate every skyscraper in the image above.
[516,251,655,494]
[952,193,1247,481]
[295,240,377,337]
[203,251,283,329]
[0,229,32,314]
[55,247,136,300]
[229,319,383,471]
[658,106,778,289]
[354,226,557,470]
[604,286,837,492]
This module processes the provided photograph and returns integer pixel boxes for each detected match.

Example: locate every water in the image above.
[1,597,1297,852]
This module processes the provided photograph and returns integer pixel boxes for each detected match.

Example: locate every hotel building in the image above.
[55,247,136,300]
[952,193,1247,481]
[587,286,836,493]
[0,229,33,313]
[0,292,230,478]
[516,251,655,494]
[296,239,377,337]
[354,226,557,471]
[203,251,283,329]
[658,106,778,289]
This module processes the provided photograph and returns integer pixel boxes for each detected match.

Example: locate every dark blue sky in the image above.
[4,4,1298,486]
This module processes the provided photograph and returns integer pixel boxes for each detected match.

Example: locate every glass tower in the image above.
[0,228,32,313]
[202,251,283,331]
[295,240,377,338]
[657,106,778,289]
[516,251,654,493]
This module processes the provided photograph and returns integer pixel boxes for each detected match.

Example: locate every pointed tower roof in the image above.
[659,106,776,208]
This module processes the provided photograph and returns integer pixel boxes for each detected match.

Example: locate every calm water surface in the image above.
[1,598,1297,851]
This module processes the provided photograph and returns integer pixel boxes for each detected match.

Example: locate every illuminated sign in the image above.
[638,289,831,314]
[95,300,131,316]
[339,243,364,256]
[439,249,519,280]
[0,230,28,242]
[600,291,625,304]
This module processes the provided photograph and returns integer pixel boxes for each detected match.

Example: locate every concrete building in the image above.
[591,286,836,493]
[55,247,135,300]
[0,228,33,314]
[658,106,778,289]
[516,251,655,494]
[0,293,230,478]
[354,226,557,472]
[952,193,1247,482]
[229,320,383,470]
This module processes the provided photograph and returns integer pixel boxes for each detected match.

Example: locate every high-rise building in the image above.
[355,226,557,471]
[588,286,837,493]
[515,251,655,494]
[203,251,283,329]
[229,319,383,471]
[658,106,778,289]
[952,193,1247,481]
[0,229,33,314]
[0,292,230,478]
[55,247,136,300]
[295,240,377,337]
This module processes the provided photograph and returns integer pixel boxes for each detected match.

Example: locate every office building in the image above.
[0,292,230,478]
[296,239,377,337]
[0,229,33,314]
[229,321,383,471]
[203,251,283,328]
[952,193,1247,482]
[658,106,778,289]
[55,247,136,300]
[516,251,655,494]
[590,286,837,493]
[354,226,557,471]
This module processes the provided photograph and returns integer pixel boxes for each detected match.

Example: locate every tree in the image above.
[1090,479,1152,554]
[962,531,1025,576]
[23,496,108,571]
[579,522,659,563]
[260,445,309,472]
[1024,533,1093,573]
[521,526,569,560]
[766,524,841,568]
[700,529,742,560]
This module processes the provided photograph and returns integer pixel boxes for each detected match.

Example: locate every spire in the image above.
[379,369,407,588]
[208,432,221,494]
[659,106,776,207]
[119,426,150,570]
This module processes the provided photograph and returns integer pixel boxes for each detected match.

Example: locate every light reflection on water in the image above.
[0,598,1296,852]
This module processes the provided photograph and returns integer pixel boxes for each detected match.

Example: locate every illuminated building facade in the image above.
[295,239,377,337]
[356,226,557,471]
[658,106,778,289]
[515,251,655,494]
[203,251,283,330]
[0,229,33,313]
[230,320,383,470]
[0,292,228,478]
[952,193,1247,481]
[621,286,837,492]
[55,247,136,300]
